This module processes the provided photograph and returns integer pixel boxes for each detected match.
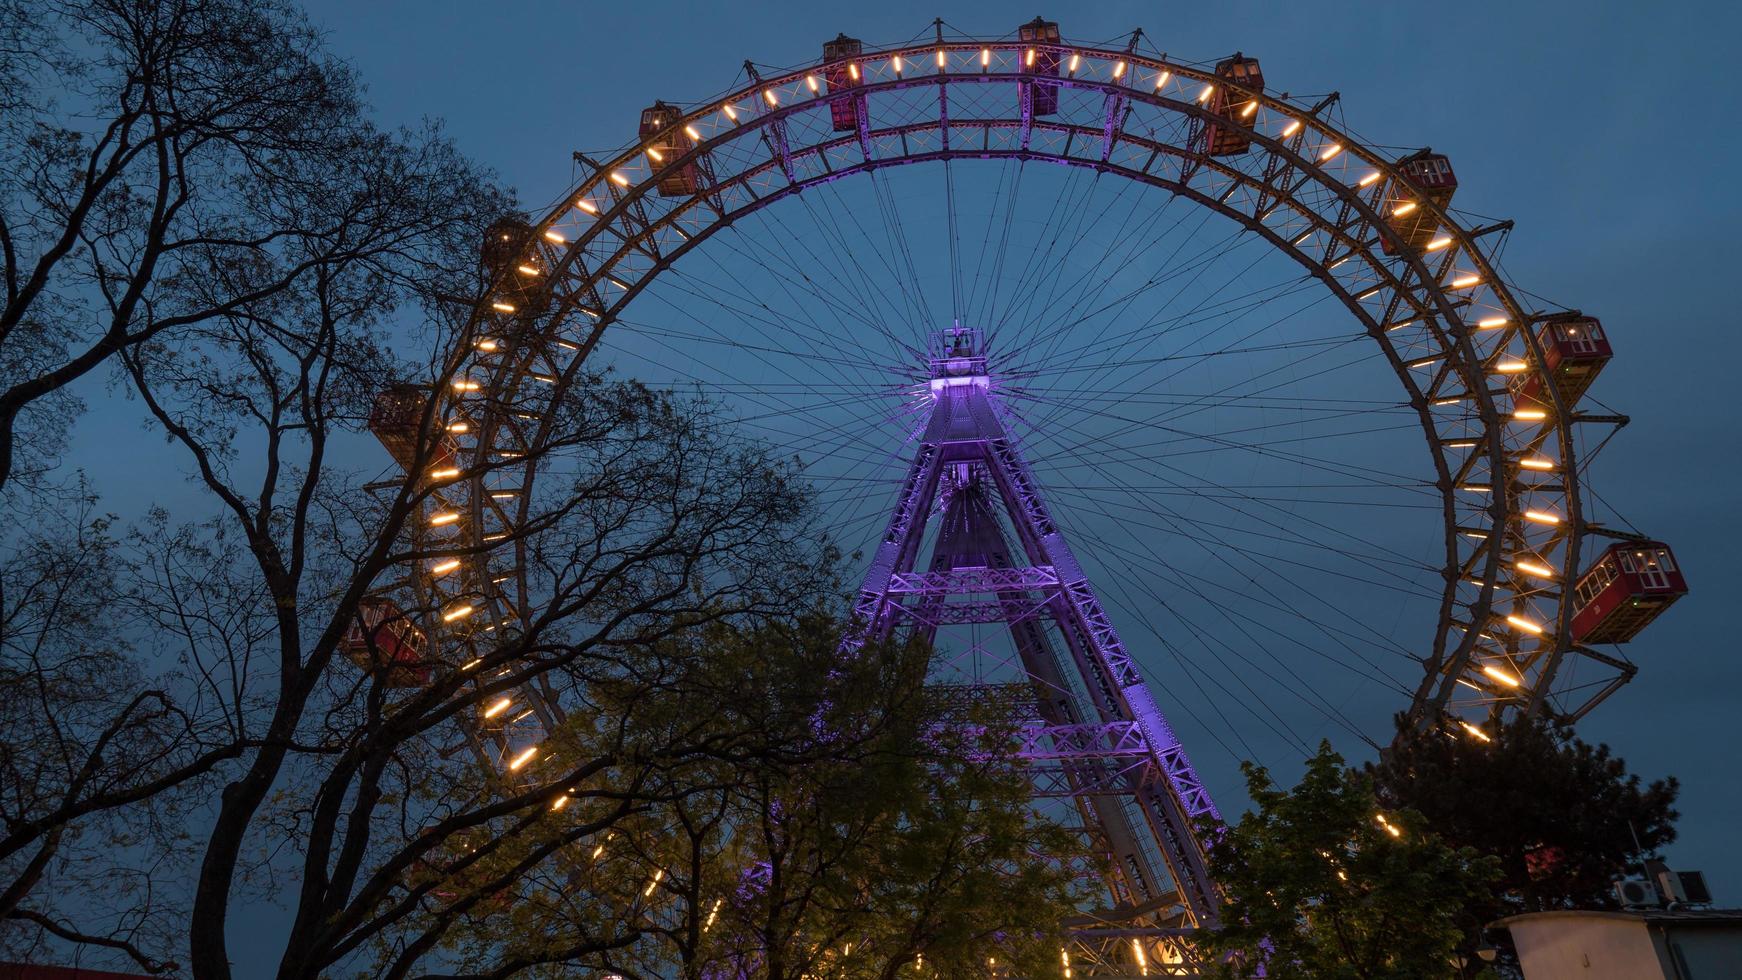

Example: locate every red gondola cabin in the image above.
[1510,315,1612,411]
[639,101,701,197]
[1381,150,1457,255]
[1205,54,1264,156]
[370,384,457,476]
[1018,17,1062,117]
[822,34,864,133]
[1571,541,1687,644]
[343,597,431,687]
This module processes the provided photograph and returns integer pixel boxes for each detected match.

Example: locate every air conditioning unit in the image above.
[1658,870,1713,906]
[1615,878,1661,909]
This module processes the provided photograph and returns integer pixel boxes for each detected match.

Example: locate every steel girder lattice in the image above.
[846,332,1219,972]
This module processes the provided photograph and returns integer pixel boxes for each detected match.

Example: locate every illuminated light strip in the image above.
[1477,316,1510,329]
[981,47,990,68]
[1241,100,1258,118]
[609,171,630,187]
[1426,236,1453,251]
[475,339,498,352]
[1025,48,1035,67]
[1358,171,1383,187]
[644,868,664,897]
[1444,440,1477,448]
[442,604,474,623]
[1460,485,1492,493]
[1514,408,1549,421]
[684,124,701,140]
[1492,360,1530,373]
[429,512,459,526]
[543,229,566,243]
[1281,119,1301,137]
[645,147,663,163]
[1354,284,1385,300]
[1461,721,1493,742]
[1318,142,1342,161]
[1515,560,1556,578]
[484,697,512,718]
[937,49,948,69]
[1153,69,1170,89]
[722,102,738,121]
[574,198,597,214]
[507,745,538,770]
[1505,615,1544,635]
[1433,397,1464,406]
[848,63,859,81]
[1196,83,1213,103]
[431,559,461,575]
[892,55,904,74]
[763,88,778,106]
[446,421,469,433]
[491,301,515,313]
[1523,510,1561,525]
[1112,59,1125,78]
[429,467,460,479]
[1518,458,1555,471]
[451,379,479,391]
[516,264,539,276]
[1068,53,1081,74]
[805,74,818,92]
[1483,664,1523,686]
[1392,202,1417,217]
[1450,274,1482,289]
[551,795,569,811]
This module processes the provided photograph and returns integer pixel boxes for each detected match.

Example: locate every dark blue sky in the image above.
[42,4,1728,961]
[275,0,1739,898]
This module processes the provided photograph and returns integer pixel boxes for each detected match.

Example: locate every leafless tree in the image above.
[0,0,489,489]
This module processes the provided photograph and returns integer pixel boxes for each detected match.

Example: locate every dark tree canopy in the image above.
[1371,714,1679,913]
[1199,742,1501,980]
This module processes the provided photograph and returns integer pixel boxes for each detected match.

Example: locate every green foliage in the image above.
[1199,742,1500,980]
[1371,714,1679,913]
[422,611,1089,979]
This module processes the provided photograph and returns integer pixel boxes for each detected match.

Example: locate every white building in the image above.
[1500,908,1742,979]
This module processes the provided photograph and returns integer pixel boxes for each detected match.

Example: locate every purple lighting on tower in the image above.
[844,327,1221,941]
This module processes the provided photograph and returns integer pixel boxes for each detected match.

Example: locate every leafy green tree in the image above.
[1372,714,1679,914]
[423,612,1089,980]
[1199,742,1500,980]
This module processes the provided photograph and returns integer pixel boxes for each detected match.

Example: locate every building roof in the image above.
[1499,908,1742,928]
[0,964,156,980]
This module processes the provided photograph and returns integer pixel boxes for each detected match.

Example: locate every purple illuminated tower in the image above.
[845,327,1220,969]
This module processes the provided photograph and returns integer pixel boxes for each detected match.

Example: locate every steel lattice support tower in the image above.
[843,329,1220,970]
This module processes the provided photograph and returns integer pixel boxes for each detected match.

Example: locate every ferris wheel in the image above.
[345,17,1687,974]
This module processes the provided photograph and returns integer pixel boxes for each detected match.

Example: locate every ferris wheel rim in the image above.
[423,32,1605,759]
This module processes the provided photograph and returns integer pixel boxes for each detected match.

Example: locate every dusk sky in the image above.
[58,0,1740,955]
